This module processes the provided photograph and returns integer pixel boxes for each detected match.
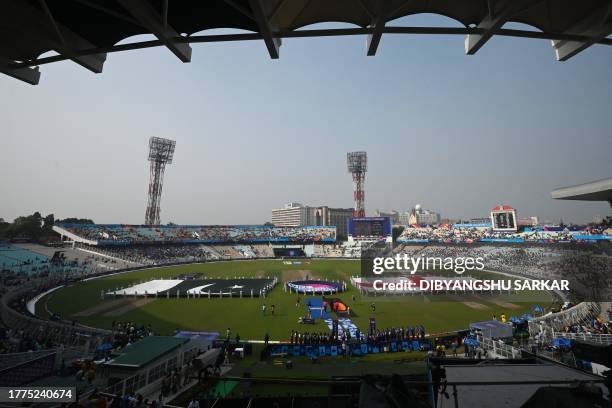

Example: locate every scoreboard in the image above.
[493,212,516,230]
[347,217,392,241]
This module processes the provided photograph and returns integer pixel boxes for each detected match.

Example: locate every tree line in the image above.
[0,213,93,241]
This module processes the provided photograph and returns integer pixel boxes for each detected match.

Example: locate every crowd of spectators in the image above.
[59,224,337,244]
[94,244,277,265]
[0,326,57,353]
[95,245,216,265]
[397,224,612,244]
[1,243,123,288]
[393,244,612,301]
[560,315,612,335]
[111,321,155,348]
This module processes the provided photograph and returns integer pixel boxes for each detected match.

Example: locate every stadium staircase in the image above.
[52,225,97,245]
[200,245,222,259]
[76,246,142,267]
[478,337,522,359]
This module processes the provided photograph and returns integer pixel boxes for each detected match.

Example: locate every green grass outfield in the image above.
[37,259,553,340]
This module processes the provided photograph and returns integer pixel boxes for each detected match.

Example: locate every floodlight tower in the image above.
[145,137,176,225]
[347,151,367,218]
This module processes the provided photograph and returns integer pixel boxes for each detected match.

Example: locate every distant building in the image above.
[375,210,400,225]
[398,212,412,225]
[518,216,539,227]
[271,203,352,239]
[490,205,518,232]
[408,205,440,225]
[272,203,312,227]
[314,207,353,239]
[470,217,492,225]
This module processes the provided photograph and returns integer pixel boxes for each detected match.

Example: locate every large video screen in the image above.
[348,217,392,237]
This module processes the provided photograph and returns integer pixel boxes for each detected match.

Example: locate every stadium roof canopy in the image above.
[104,336,187,368]
[551,177,612,203]
[1,0,612,85]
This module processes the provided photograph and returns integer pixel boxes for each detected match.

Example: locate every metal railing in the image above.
[478,337,523,359]
[553,331,612,345]
[0,349,56,371]
[528,302,600,339]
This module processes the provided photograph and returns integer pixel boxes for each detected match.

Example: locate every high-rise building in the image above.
[375,210,399,225]
[398,212,411,225]
[314,207,354,239]
[469,217,492,225]
[271,203,311,227]
[271,203,353,239]
[518,216,539,227]
[407,205,441,225]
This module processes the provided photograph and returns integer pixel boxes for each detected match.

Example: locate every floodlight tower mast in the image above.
[347,151,367,218]
[145,137,176,226]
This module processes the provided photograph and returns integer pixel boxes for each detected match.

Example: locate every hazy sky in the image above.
[1,15,611,225]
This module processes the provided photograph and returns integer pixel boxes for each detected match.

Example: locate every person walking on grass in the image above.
[262,303,266,316]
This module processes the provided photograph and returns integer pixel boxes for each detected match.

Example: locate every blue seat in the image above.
[330,346,338,356]
[372,346,380,354]
[319,345,326,356]
[401,341,409,351]
[281,345,288,354]
[292,345,301,356]
[391,342,397,352]
[412,340,420,351]
[360,343,368,354]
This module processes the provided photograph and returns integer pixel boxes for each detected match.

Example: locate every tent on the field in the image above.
[469,320,513,339]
